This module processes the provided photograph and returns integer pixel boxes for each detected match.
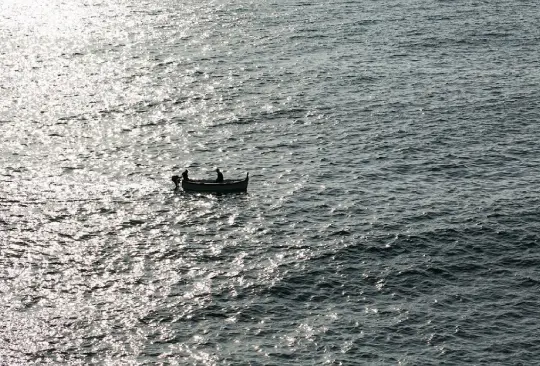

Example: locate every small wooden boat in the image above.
[172,173,249,193]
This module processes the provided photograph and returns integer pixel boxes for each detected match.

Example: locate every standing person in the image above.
[171,175,180,190]
[215,168,224,183]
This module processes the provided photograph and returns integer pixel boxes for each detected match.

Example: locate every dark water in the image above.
[1,0,540,364]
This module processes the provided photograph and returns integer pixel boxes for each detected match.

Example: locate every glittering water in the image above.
[2,0,540,364]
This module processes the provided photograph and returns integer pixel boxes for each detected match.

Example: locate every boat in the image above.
[172,173,249,193]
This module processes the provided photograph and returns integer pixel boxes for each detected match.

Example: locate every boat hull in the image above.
[181,175,248,193]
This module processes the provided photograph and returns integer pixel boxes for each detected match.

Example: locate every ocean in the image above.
[1,0,539,364]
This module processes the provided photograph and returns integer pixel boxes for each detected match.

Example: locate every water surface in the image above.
[1,0,540,364]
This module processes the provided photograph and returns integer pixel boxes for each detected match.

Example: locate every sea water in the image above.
[1,0,540,364]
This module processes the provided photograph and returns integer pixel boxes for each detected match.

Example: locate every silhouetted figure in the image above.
[172,175,180,190]
[182,169,189,181]
[215,168,224,183]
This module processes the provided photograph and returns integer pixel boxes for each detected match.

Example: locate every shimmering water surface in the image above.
[2,0,540,364]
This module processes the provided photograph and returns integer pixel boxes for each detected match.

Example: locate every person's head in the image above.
[215,168,220,172]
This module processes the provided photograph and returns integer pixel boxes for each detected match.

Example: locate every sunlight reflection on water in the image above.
[1,0,89,35]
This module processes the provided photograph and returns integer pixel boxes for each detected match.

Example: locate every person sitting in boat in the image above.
[215,168,224,183]
[182,169,189,181]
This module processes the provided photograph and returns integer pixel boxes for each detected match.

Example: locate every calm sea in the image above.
[1,0,540,364]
